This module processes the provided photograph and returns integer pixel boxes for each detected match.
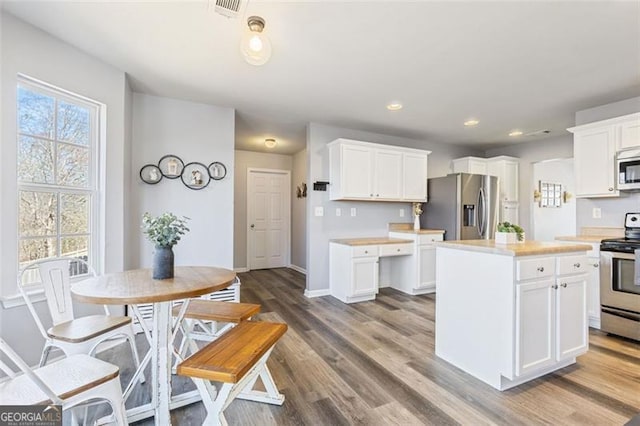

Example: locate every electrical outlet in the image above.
[350,207,357,217]
[399,209,405,217]
[315,206,324,217]
[592,208,601,219]
[336,208,341,217]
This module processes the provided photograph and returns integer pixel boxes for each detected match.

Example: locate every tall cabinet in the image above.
[568,112,640,198]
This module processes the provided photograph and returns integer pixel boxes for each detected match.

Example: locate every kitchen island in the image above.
[435,239,592,391]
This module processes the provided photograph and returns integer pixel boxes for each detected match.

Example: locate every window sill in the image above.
[0,289,46,309]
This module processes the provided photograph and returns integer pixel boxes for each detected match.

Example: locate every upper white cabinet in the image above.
[487,156,519,203]
[452,157,487,175]
[329,138,430,202]
[568,112,640,198]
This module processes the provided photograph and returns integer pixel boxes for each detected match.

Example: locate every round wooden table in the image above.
[72,266,236,426]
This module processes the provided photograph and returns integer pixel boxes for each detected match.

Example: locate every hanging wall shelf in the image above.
[140,155,227,190]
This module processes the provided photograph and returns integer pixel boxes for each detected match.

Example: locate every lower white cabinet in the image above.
[330,243,379,303]
[515,274,588,377]
[388,232,443,294]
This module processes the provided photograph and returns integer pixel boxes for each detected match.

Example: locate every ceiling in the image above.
[3,1,639,155]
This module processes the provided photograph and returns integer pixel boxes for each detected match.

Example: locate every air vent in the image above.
[524,129,551,137]
[212,0,242,18]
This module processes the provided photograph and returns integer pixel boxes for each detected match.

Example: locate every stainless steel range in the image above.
[599,212,640,341]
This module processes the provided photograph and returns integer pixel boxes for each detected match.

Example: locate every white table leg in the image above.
[152,302,172,426]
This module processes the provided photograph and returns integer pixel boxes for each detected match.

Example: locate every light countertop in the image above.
[555,235,615,243]
[436,240,592,257]
[330,237,413,246]
[388,229,445,235]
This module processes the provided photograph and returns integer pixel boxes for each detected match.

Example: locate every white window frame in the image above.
[16,76,103,279]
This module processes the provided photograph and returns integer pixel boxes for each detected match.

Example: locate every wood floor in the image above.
[98,268,640,425]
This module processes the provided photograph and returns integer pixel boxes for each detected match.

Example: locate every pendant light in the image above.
[240,16,272,66]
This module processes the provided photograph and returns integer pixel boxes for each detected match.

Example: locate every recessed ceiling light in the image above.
[264,138,277,148]
[509,130,523,137]
[464,119,479,126]
[386,102,403,111]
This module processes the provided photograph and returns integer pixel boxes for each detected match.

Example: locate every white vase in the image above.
[414,215,420,230]
[495,232,517,244]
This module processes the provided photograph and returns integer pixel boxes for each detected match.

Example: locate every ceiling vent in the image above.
[524,129,551,137]
[211,0,242,18]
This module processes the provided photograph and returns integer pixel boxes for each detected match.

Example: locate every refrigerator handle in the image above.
[478,187,486,237]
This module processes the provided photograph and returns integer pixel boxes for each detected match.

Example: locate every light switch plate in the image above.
[399,209,405,217]
[336,208,341,217]
[315,206,324,217]
[351,207,357,217]
[592,208,601,219]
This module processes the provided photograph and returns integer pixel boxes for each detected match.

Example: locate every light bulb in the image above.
[240,16,272,66]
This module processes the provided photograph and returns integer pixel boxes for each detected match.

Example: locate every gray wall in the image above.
[574,96,640,229]
[234,150,293,270]
[485,136,574,235]
[291,149,307,271]
[131,94,235,270]
[0,12,130,363]
[305,122,480,293]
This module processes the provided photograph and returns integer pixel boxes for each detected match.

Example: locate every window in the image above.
[17,79,100,278]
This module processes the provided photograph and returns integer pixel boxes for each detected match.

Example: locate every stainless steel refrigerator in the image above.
[420,173,499,240]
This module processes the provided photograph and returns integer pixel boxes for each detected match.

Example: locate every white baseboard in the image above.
[304,288,331,298]
[288,264,306,275]
[234,267,249,273]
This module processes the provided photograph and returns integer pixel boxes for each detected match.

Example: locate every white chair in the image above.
[0,337,127,425]
[18,257,144,382]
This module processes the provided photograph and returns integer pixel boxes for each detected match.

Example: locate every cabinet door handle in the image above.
[561,283,567,288]
[574,263,581,268]
[376,194,379,197]
[593,263,599,268]
[370,193,373,197]
[364,250,368,254]
[397,248,401,252]
[608,187,614,191]
[537,266,544,272]
[552,284,558,289]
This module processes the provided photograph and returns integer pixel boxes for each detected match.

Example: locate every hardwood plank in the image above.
[89,268,640,426]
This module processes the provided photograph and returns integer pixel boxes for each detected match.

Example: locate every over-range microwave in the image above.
[617,147,640,190]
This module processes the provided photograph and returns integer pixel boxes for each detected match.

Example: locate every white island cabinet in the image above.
[435,240,591,391]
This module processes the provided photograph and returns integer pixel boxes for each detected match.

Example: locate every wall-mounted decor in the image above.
[538,181,562,208]
[158,155,184,179]
[313,181,329,191]
[208,162,227,180]
[296,183,307,198]
[140,155,227,190]
[140,164,163,184]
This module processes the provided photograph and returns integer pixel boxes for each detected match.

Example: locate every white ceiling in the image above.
[3,1,639,155]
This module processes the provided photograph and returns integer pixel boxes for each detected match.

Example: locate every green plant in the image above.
[142,212,190,247]
[497,221,524,241]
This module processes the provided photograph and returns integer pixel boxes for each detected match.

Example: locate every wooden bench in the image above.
[177,321,287,426]
[172,300,261,363]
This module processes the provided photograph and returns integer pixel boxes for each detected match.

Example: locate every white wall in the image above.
[131,94,234,270]
[305,122,480,293]
[485,136,574,235]
[291,149,307,271]
[233,150,292,270]
[531,159,576,241]
[0,12,130,362]
[574,97,640,229]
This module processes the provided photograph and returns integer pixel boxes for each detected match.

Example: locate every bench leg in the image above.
[190,347,284,425]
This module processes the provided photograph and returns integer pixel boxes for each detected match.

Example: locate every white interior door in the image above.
[247,169,291,270]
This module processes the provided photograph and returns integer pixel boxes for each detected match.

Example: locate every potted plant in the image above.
[142,212,190,279]
[495,221,525,244]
